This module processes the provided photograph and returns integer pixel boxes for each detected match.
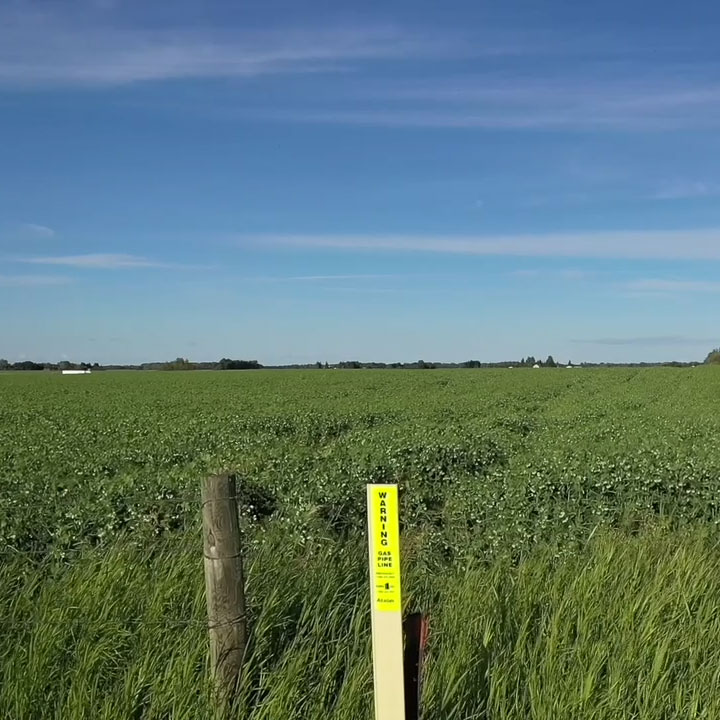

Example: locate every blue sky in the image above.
[2,0,720,364]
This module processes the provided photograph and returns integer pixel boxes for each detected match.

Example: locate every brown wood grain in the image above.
[202,473,246,703]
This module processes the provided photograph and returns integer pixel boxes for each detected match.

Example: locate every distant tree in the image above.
[162,357,194,370]
[339,361,361,369]
[217,358,262,370]
[545,355,557,368]
[12,361,44,371]
[0,358,8,370]
[525,356,536,367]
[417,360,426,369]
[324,361,329,369]
[705,348,720,365]
[315,361,323,369]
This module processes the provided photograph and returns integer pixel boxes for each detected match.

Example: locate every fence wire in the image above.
[1,618,212,629]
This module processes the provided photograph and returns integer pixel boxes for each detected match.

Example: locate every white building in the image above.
[62,369,91,375]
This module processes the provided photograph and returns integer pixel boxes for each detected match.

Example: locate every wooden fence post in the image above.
[202,473,247,703]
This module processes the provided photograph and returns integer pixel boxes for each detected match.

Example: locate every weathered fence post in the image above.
[202,473,247,703]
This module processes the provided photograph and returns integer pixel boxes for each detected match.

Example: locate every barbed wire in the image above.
[0,539,274,557]
[1,618,217,628]
[3,494,273,507]
[3,495,202,505]
[0,548,200,556]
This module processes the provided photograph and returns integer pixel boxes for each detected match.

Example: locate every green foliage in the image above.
[217,358,262,370]
[161,357,193,371]
[705,348,720,364]
[2,368,720,717]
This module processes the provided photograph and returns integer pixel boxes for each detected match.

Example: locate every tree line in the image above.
[2,350,719,372]
[0,358,263,372]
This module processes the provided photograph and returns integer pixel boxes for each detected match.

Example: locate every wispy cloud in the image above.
[574,336,715,347]
[245,273,404,283]
[0,274,71,287]
[650,182,720,200]
[259,70,720,130]
[624,278,720,293]
[509,269,542,277]
[20,223,55,238]
[241,229,720,260]
[322,286,404,294]
[18,253,191,269]
[282,274,399,282]
[4,3,719,135]
[558,268,592,280]
[524,192,592,208]
[509,268,590,279]
[0,5,440,87]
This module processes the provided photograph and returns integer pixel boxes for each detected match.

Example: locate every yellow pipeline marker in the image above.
[367,484,405,720]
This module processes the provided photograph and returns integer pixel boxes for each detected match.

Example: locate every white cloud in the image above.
[0,274,71,287]
[0,5,437,87]
[18,253,183,269]
[244,273,404,283]
[241,229,720,260]
[651,182,720,200]
[524,193,592,207]
[624,278,720,293]
[558,268,591,280]
[509,268,590,279]
[320,286,404,294]
[283,274,399,282]
[256,70,720,130]
[20,223,55,238]
[3,4,718,135]
[574,336,715,347]
[509,269,542,277]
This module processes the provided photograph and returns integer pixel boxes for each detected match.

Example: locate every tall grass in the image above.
[4,525,720,719]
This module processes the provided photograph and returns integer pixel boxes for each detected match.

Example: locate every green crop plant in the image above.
[2,367,720,718]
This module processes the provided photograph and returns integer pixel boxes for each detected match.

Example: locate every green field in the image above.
[3,368,720,719]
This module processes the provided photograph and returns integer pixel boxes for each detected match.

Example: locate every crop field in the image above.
[2,368,720,719]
